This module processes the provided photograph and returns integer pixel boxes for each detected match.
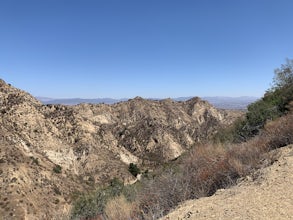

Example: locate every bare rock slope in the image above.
[0,79,239,219]
[163,145,293,220]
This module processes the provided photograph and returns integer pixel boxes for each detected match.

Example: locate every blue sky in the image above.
[0,0,293,99]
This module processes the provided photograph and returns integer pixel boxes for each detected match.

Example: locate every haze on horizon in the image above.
[1,0,293,99]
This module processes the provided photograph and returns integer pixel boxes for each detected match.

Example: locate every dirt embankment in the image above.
[163,145,293,220]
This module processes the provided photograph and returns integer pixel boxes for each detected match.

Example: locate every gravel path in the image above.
[162,145,293,220]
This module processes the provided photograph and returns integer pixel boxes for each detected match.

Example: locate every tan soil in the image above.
[163,145,293,220]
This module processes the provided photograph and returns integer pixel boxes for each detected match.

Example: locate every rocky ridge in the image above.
[0,79,241,219]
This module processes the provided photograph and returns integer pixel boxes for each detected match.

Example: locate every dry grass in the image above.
[264,113,293,149]
[104,195,137,220]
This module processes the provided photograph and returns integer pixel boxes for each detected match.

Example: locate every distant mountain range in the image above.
[36,97,128,105]
[201,96,259,110]
[36,96,259,110]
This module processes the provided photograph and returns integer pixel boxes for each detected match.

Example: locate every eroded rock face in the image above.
[0,79,241,219]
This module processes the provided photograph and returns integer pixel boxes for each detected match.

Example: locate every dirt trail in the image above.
[163,145,293,220]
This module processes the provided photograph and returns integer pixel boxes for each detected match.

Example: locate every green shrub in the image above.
[53,165,62,174]
[70,178,125,219]
[71,193,100,219]
[128,163,140,177]
[30,157,39,165]
[109,178,124,197]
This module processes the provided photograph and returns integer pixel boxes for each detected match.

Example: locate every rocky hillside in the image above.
[0,79,241,219]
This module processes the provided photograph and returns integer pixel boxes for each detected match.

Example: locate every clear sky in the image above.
[0,0,293,99]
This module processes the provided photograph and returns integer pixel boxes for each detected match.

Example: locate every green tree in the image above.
[215,59,293,143]
[273,59,293,89]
